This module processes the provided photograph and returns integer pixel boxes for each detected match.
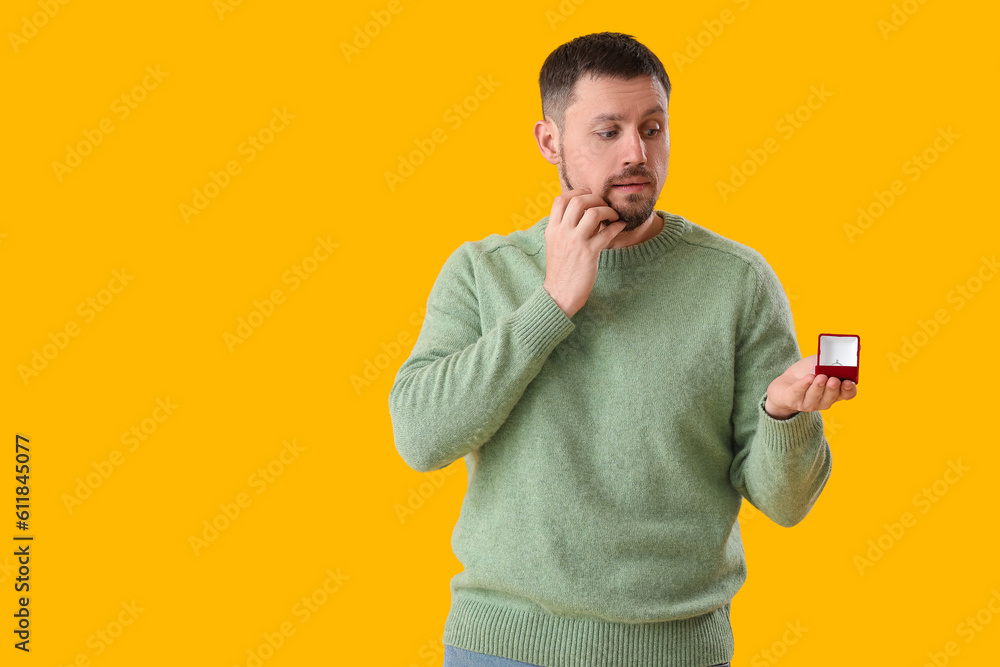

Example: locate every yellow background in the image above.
[2,0,998,664]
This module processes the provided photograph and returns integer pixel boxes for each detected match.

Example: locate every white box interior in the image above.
[819,336,858,366]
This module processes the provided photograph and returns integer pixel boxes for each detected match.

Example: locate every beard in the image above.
[558,143,658,232]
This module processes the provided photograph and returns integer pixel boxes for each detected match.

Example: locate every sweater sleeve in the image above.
[728,258,833,527]
[388,242,577,473]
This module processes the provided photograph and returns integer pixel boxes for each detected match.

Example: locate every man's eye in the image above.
[597,129,660,138]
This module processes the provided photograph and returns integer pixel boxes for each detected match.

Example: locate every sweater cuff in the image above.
[509,284,576,358]
[756,393,825,454]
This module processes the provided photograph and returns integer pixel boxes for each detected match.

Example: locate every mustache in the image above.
[605,168,654,187]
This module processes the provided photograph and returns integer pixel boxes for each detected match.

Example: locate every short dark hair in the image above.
[539,32,671,133]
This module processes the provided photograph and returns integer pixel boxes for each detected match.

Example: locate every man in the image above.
[388,32,856,667]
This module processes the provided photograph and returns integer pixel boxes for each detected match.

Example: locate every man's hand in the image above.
[764,354,858,420]
[542,187,627,319]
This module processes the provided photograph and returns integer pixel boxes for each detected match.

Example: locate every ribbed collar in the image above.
[534,210,688,271]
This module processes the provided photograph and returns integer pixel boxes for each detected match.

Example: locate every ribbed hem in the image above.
[443,591,733,667]
[508,284,577,357]
[534,211,688,271]
[756,393,826,454]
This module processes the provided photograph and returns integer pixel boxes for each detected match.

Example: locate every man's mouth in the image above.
[612,181,650,193]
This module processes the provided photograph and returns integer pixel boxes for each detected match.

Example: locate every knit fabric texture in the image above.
[388,211,832,667]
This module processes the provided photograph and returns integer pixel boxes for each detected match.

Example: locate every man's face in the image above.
[556,74,669,231]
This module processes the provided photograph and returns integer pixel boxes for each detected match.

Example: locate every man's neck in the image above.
[605,211,664,249]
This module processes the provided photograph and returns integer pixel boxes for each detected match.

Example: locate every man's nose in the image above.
[621,129,647,165]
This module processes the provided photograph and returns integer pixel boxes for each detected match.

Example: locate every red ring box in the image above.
[816,333,860,384]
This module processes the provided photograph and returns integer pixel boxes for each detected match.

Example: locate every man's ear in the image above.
[533,118,560,166]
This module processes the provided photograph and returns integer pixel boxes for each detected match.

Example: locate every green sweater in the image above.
[388,211,832,667]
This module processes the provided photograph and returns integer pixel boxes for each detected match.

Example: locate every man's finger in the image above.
[840,381,858,401]
[818,377,842,410]
[549,188,592,226]
[596,220,628,246]
[562,194,615,228]
[578,205,621,237]
[802,375,829,409]
[784,374,816,409]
